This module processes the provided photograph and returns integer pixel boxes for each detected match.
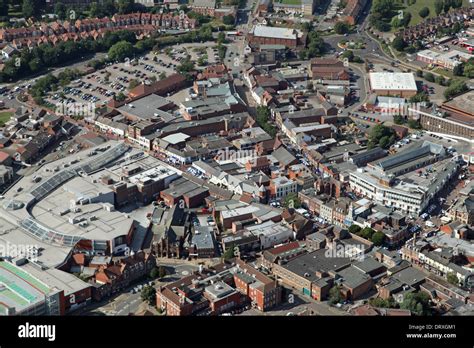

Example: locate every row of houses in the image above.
[0,12,197,50]
[397,7,474,44]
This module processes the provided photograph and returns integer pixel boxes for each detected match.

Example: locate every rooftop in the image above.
[117,94,173,120]
[251,25,302,40]
[369,72,417,91]
[282,249,351,282]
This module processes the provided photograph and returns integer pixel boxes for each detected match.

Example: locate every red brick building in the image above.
[309,58,350,81]
[247,25,305,48]
[233,259,281,311]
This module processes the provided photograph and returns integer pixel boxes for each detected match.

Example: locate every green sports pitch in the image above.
[276,0,302,5]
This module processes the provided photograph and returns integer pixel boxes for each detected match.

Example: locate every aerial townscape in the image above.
[0,0,473,321]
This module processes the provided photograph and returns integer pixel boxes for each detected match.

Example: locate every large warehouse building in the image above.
[368,72,418,97]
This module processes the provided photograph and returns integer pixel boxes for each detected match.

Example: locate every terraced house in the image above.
[0,12,197,49]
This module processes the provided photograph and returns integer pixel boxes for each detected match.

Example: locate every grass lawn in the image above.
[390,0,472,32]
[432,67,467,80]
[0,111,13,126]
[277,0,301,5]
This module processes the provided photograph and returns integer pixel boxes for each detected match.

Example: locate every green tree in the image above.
[360,227,375,240]
[444,79,467,100]
[108,40,134,61]
[341,49,354,62]
[334,21,350,34]
[149,267,159,279]
[368,124,396,149]
[255,106,277,137]
[117,0,133,14]
[435,75,445,86]
[159,72,167,80]
[89,2,101,17]
[22,0,36,18]
[223,244,235,260]
[177,57,195,74]
[329,285,343,304]
[283,192,301,209]
[371,231,386,246]
[141,285,156,306]
[222,15,235,25]
[379,136,391,149]
[116,92,126,102]
[103,0,117,15]
[447,272,459,286]
[402,12,412,27]
[348,225,361,235]
[418,7,430,18]
[128,78,140,90]
[392,36,407,52]
[393,115,405,125]
[374,20,391,32]
[409,91,429,103]
[300,21,312,32]
[305,31,325,58]
[444,0,452,13]
[54,2,67,19]
[370,297,396,308]
[158,265,167,279]
[423,72,435,82]
[462,63,474,78]
[400,292,431,315]
[371,0,394,19]
[217,32,226,44]
[434,0,443,15]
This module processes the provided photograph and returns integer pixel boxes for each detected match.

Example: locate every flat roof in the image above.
[221,205,260,219]
[0,261,52,314]
[336,265,371,289]
[369,72,417,91]
[251,25,301,40]
[117,94,173,120]
[283,249,351,281]
[442,90,474,117]
[191,226,215,250]
[161,132,190,145]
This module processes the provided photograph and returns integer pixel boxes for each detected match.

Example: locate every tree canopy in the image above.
[141,285,157,306]
[400,292,431,315]
[108,40,134,62]
[334,21,350,34]
[419,7,430,18]
[368,124,396,149]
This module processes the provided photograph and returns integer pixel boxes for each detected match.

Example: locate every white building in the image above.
[246,220,293,249]
[368,72,418,97]
[270,176,297,199]
[349,142,458,215]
